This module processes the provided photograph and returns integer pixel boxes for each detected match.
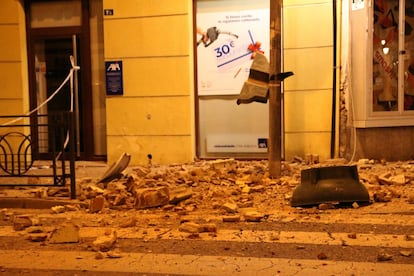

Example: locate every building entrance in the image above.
[25,0,99,160]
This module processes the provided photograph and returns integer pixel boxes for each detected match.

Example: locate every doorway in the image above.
[25,0,101,160]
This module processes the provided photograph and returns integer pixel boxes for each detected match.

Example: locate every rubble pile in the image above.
[73,158,414,217]
[2,157,414,262]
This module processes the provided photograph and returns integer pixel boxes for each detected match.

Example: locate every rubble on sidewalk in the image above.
[48,222,80,243]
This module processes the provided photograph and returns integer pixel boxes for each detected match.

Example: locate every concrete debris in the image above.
[13,215,33,231]
[239,208,265,222]
[222,215,241,222]
[222,202,238,213]
[317,252,328,260]
[318,203,335,210]
[399,250,412,257]
[92,229,117,252]
[71,158,414,213]
[405,234,414,241]
[89,196,105,213]
[27,233,48,242]
[305,154,319,164]
[169,186,193,204]
[106,250,123,258]
[118,217,137,228]
[179,222,217,233]
[51,205,66,214]
[134,187,170,209]
[48,223,79,244]
[347,233,357,239]
[373,191,392,202]
[377,251,393,261]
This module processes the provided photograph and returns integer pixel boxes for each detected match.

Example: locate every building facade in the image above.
[0,0,412,166]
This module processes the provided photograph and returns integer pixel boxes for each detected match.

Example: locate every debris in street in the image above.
[317,252,328,260]
[13,215,33,231]
[51,205,66,214]
[400,250,412,257]
[222,215,241,222]
[405,234,414,241]
[347,233,357,239]
[48,223,79,243]
[89,196,105,213]
[134,187,170,209]
[92,229,117,252]
[377,251,393,261]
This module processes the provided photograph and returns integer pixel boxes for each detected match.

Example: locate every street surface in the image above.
[1,159,414,275]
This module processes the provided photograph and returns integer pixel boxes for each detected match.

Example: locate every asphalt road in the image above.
[1,210,414,275]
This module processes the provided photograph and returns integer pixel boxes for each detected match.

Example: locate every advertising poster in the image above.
[197,9,269,96]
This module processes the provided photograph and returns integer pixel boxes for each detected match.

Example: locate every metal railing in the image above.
[0,112,76,199]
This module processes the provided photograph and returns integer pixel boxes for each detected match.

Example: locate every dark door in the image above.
[26,0,95,160]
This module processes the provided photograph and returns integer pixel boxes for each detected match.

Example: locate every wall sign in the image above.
[105,61,123,95]
[197,9,269,96]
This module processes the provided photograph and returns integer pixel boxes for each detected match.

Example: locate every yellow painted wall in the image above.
[283,0,336,160]
[103,0,194,165]
[0,0,28,117]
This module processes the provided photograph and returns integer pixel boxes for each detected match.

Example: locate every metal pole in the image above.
[72,35,81,158]
[268,0,282,177]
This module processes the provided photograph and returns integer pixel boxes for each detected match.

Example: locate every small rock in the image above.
[179,222,203,233]
[317,252,327,260]
[118,217,137,228]
[347,233,357,239]
[400,250,412,257]
[51,205,66,214]
[269,232,280,241]
[318,203,335,210]
[377,251,393,261]
[209,159,236,170]
[92,230,117,252]
[243,211,264,222]
[169,187,192,204]
[405,234,414,241]
[352,202,359,209]
[27,233,48,242]
[13,216,33,231]
[373,191,391,202]
[95,251,105,260]
[201,223,217,233]
[106,250,122,258]
[25,226,44,234]
[390,174,406,185]
[222,215,241,222]
[222,203,238,213]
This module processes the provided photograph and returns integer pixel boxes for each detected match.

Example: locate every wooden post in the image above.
[268,0,282,177]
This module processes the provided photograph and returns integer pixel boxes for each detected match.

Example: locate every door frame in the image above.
[24,0,95,160]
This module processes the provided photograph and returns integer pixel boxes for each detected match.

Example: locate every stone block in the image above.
[89,196,105,213]
[48,223,79,243]
[134,187,169,209]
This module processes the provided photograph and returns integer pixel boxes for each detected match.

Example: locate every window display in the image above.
[372,0,414,111]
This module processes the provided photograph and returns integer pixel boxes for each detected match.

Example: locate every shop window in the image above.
[351,0,414,127]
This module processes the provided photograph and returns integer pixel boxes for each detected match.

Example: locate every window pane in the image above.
[31,0,81,28]
[404,0,414,110]
[373,0,399,111]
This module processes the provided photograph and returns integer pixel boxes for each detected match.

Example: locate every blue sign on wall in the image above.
[105,61,123,95]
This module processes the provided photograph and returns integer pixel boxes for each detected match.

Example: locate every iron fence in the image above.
[0,112,76,199]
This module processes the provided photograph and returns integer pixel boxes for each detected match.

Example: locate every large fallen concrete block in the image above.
[134,186,169,209]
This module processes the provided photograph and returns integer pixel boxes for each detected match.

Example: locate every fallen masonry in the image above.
[1,157,414,258]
